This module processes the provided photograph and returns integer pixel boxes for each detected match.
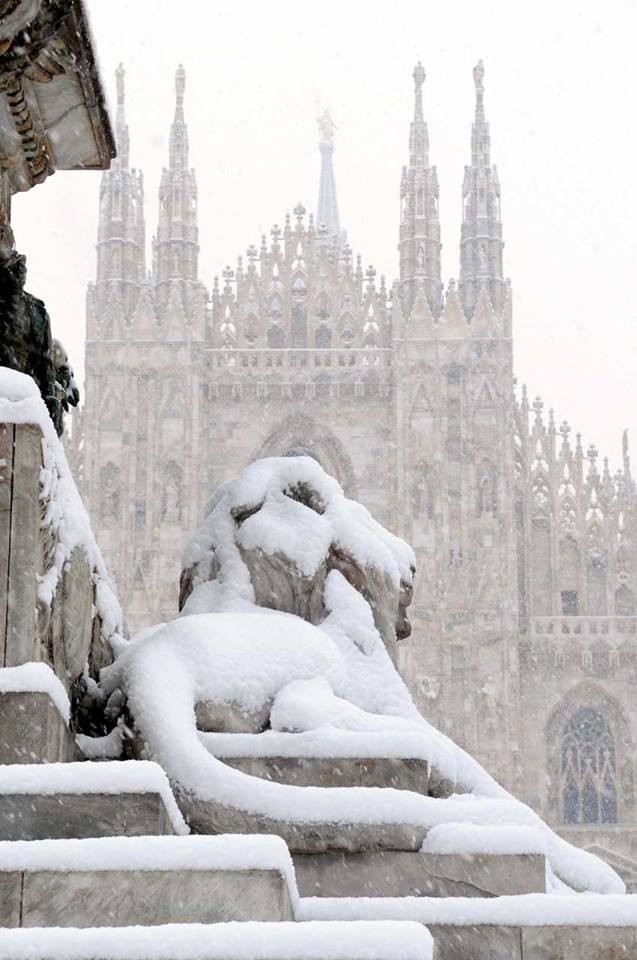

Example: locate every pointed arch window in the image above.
[615,584,635,616]
[416,188,425,216]
[315,322,332,348]
[267,323,285,349]
[561,707,618,824]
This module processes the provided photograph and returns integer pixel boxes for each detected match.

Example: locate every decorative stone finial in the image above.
[473,60,485,95]
[413,61,425,119]
[175,64,185,102]
[473,60,485,120]
[115,63,125,106]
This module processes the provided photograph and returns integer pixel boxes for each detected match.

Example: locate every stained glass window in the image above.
[561,707,617,824]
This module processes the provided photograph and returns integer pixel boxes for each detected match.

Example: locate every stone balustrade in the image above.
[531,615,637,642]
[206,347,393,373]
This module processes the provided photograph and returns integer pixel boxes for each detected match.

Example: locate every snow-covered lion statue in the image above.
[91,457,623,896]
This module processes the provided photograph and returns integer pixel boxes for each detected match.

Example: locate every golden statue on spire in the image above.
[317,107,336,143]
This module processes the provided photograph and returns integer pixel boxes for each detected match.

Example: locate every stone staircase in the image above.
[0,688,633,958]
[0,686,436,958]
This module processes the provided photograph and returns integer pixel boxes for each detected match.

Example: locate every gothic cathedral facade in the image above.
[73,62,637,887]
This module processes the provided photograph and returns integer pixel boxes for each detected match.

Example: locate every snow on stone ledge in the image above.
[299,894,637,927]
[0,761,188,836]
[0,663,70,725]
[0,921,433,960]
[199,728,434,760]
[0,367,123,639]
[0,835,297,894]
[421,823,547,856]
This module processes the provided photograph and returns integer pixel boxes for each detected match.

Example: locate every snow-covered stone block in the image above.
[0,835,297,928]
[429,924,520,960]
[0,691,77,764]
[220,756,430,792]
[521,925,637,959]
[179,793,427,855]
[294,849,546,899]
[0,761,187,840]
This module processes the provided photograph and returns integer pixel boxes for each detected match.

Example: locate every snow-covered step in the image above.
[293,849,546,899]
[0,762,187,840]
[0,671,78,764]
[0,921,433,959]
[300,893,637,960]
[202,731,430,792]
[181,794,427,855]
[0,835,296,928]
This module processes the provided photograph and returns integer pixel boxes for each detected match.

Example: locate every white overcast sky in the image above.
[12,0,637,467]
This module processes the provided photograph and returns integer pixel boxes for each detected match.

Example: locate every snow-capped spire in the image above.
[398,62,442,318]
[154,64,199,319]
[316,107,342,246]
[92,65,145,326]
[459,60,505,319]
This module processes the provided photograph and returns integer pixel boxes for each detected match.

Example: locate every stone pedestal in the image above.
[0,692,77,764]
[0,791,176,841]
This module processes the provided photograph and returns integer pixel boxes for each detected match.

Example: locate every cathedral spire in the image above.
[114,62,129,169]
[398,62,442,319]
[169,64,188,170]
[316,107,342,246]
[410,61,428,166]
[92,64,146,326]
[459,60,505,319]
[154,65,200,319]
